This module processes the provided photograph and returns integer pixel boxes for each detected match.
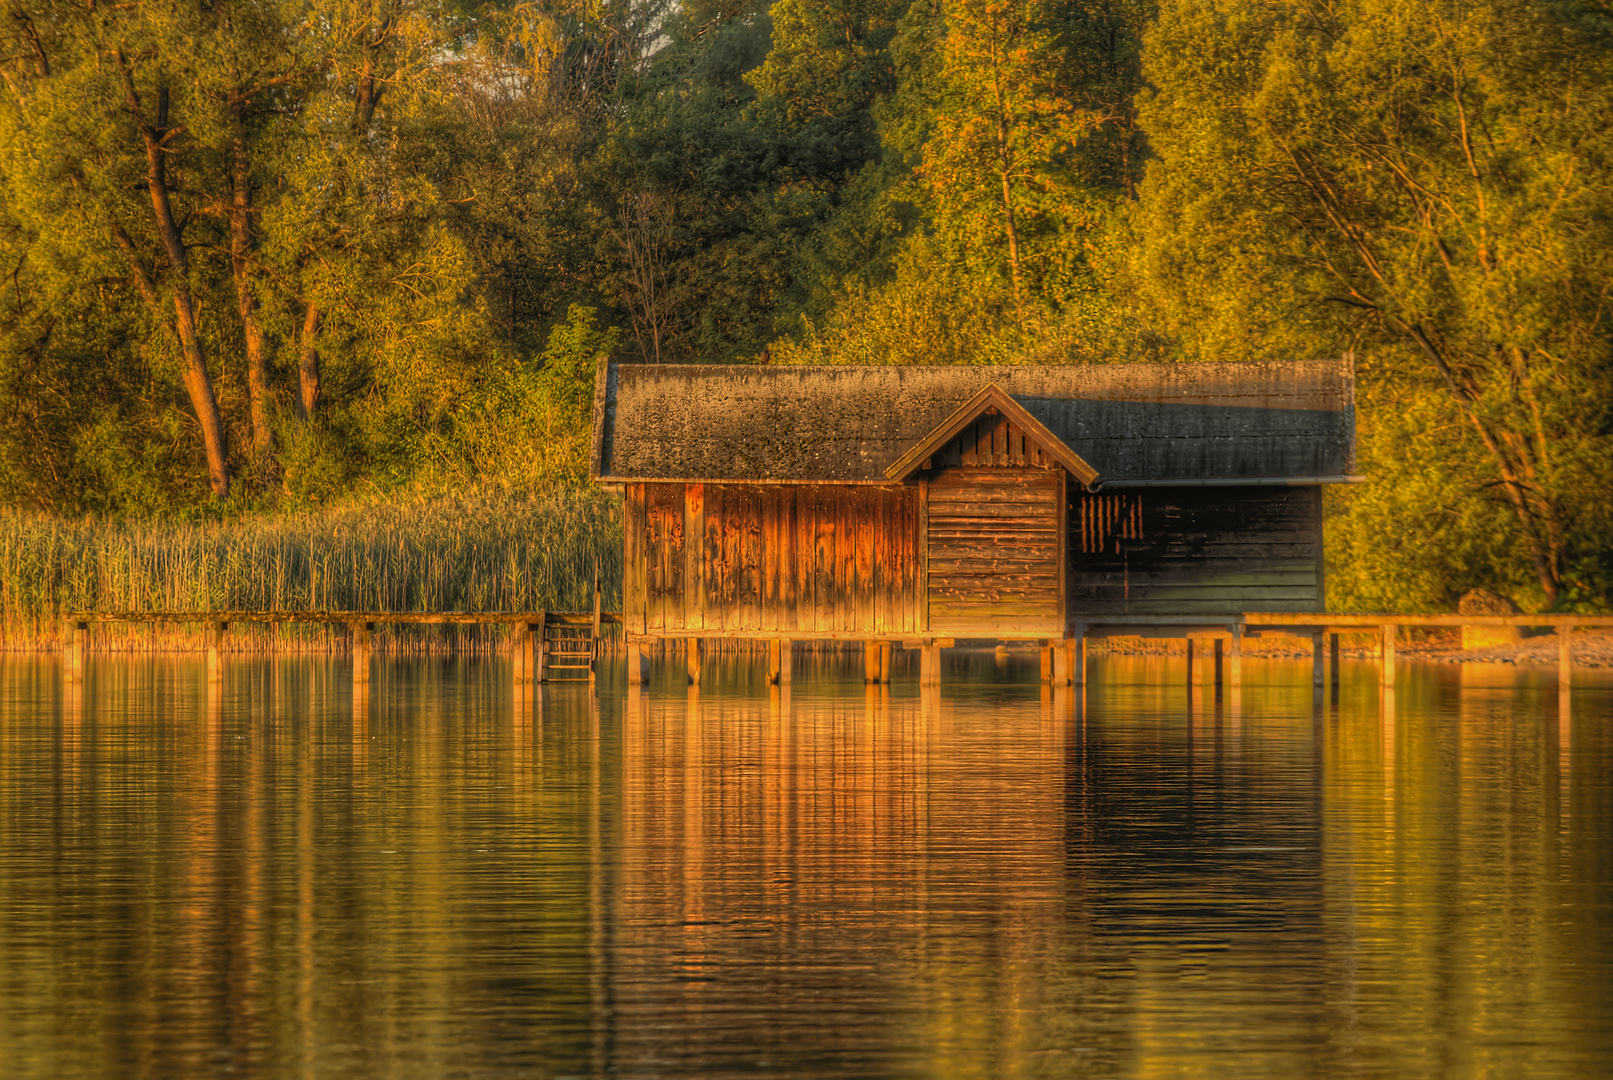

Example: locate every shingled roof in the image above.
[590,360,1356,486]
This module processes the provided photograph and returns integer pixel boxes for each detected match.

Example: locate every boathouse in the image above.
[590,360,1357,682]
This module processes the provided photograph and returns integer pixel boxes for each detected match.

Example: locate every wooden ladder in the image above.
[539,566,604,684]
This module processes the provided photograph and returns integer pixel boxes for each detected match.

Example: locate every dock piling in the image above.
[63,620,89,683]
[686,638,703,686]
[349,621,372,687]
[1381,624,1397,688]
[206,620,228,685]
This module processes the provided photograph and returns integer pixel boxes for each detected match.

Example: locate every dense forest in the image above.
[2,0,1611,618]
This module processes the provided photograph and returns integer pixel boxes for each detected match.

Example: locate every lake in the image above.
[1,651,1609,1078]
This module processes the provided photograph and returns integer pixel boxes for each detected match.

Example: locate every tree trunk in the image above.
[118,56,230,497]
[230,93,274,467]
[297,302,321,419]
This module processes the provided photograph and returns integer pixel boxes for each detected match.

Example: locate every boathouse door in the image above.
[924,425,1066,637]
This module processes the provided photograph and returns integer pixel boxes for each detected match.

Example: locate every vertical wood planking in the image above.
[704,484,726,632]
[685,483,705,632]
[855,489,875,633]
[815,488,834,635]
[1057,470,1068,632]
[918,479,930,633]
[624,484,646,634]
[781,488,799,634]
[797,487,816,636]
[874,489,889,635]
[743,486,762,631]
[760,486,778,628]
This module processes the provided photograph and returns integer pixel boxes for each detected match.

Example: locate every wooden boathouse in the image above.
[591,360,1358,684]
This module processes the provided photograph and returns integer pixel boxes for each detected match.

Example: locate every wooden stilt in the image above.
[879,642,892,684]
[686,638,703,686]
[767,639,782,685]
[1071,625,1087,688]
[1214,638,1225,689]
[511,621,530,685]
[349,621,371,687]
[1312,631,1325,690]
[63,620,88,683]
[1040,644,1054,685]
[1380,624,1396,689]
[207,620,229,685]
[865,641,881,684]
[1185,638,1197,687]
[778,640,793,685]
[1330,632,1341,690]
[1559,626,1573,697]
[627,641,647,685]
[1052,640,1072,686]
[534,612,547,683]
[920,642,941,687]
[1227,624,1243,686]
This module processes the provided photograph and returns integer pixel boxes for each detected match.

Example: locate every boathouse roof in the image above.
[589,360,1356,486]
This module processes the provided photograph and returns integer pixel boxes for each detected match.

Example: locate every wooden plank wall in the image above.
[623,483,921,636]
[926,469,1063,634]
[1067,487,1322,615]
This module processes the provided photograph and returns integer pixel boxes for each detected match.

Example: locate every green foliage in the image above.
[2,0,1609,616]
[1129,0,1613,606]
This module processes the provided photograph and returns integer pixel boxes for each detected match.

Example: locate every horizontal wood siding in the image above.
[1068,487,1322,616]
[926,469,1063,634]
[632,483,919,636]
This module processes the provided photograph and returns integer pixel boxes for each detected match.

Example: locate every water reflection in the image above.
[0,653,1609,1078]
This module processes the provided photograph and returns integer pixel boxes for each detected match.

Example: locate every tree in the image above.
[1131,0,1613,606]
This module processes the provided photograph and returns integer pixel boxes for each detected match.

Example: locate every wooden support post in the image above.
[879,642,892,685]
[1559,626,1573,696]
[865,641,881,684]
[1330,633,1341,690]
[627,641,647,686]
[63,620,88,683]
[1312,631,1325,690]
[511,622,530,685]
[1228,624,1243,688]
[206,620,228,684]
[686,638,702,686]
[1071,625,1087,688]
[1040,644,1054,685]
[1214,638,1225,689]
[1380,624,1396,689]
[778,640,793,685]
[534,612,547,683]
[1185,638,1197,687]
[350,621,371,687]
[920,642,942,687]
[767,639,783,685]
[1052,639,1072,686]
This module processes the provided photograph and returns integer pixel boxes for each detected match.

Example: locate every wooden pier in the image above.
[60,608,620,687]
[60,609,1612,699]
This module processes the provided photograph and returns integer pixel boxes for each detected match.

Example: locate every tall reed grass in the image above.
[0,486,622,652]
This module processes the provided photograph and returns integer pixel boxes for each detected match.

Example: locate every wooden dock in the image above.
[60,608,621,686]
[58,609,1613,697]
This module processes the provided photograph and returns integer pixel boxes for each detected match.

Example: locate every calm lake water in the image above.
[1,650,1609,1079]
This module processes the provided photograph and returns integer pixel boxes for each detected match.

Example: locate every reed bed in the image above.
[1,487,622,653]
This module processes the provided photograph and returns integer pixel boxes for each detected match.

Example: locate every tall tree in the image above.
[1131,0,1613,605]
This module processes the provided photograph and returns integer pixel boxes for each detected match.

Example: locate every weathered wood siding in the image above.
[926,469,1064,634]
[1067,487,1322,616]
[624,483,921,636]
